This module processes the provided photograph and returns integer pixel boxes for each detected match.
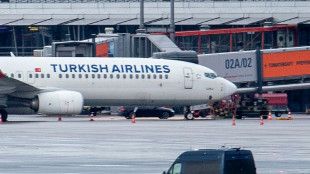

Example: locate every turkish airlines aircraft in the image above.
[0,57,237,122]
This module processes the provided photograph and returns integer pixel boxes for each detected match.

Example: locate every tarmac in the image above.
[0,113,310,174]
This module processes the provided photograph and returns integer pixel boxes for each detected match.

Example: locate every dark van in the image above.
[163,148,256,174]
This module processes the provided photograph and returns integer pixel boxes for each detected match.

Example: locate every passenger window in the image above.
[18,74,21,78]
[117,74,120,79]
[41,74,44,78]
[147,74,151,79]
[92,74,95,79]
[72,74,75,78]
[123,74,126,79]
[11,73,14,78]
[79,74,82,78]
[47,74,50,78]
[59,74,62,78]
[153,74,157,79]
[165,74,169,79]
[159,74,163,79]
[85,74,89,79]
[103,74,107,79]
[141,74,145,79]
[66,74,69,78]
[110,74,113,79]
[97,74,101,79]
[35,74,39,78]
[29,74,33,78]
[136,74,139,79]
[129,74,133,79]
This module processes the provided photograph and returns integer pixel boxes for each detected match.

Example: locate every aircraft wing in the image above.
[236,83,310,94]
[0,70,40,107]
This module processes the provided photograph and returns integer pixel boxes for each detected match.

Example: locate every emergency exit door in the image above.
[183,67,193,89]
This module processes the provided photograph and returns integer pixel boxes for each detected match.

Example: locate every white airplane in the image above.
[0,57,237,122]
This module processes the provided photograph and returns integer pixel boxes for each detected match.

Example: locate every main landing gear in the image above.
[0,109,8,122]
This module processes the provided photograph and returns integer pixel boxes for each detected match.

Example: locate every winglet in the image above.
[10,52,16,57]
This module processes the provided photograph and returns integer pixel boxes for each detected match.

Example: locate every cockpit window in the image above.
[205,73,217,79]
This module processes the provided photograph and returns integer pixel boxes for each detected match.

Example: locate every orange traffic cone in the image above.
[288,110,292,120]
[260,116,264,125]
[58,115,62,121]
[90,112,94,121]
[0,114,2,124]
[267,111,272,120]
[131,113,136,124]
[232,115,236,126]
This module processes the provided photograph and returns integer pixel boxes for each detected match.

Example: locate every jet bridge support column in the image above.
[169,0,175,43]
[256,46,263,106]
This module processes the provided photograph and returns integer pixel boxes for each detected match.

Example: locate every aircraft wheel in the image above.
[0,109,8,122]
[275,112,282,117]
[89,108,97,116]
[185,113,194,120]
[236,115,242,119]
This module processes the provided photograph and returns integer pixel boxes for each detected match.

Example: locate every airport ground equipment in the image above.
[189,93,288,119]
[235,93,288,119]
[163,148,256,174]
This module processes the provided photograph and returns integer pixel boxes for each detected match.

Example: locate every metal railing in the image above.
[2,0,309,3]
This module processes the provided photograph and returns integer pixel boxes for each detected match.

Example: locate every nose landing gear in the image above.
[184,107,194,120]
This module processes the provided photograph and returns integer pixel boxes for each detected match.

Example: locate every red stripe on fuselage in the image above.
[0,70,6,78]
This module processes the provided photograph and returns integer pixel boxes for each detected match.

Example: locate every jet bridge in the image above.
[132,34,198,63]
[131,34,181,58]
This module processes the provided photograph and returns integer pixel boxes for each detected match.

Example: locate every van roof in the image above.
[176,148,253,161]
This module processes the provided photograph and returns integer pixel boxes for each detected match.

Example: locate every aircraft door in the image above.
[183,67,193,89]
[27,71,35,84]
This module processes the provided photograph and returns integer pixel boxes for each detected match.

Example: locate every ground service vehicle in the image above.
[163,148,256,174]
[190,93,288,119]
[235,96,269,119]
[254,93,288,117]
[118,106,175,119]
[236,93,288,119]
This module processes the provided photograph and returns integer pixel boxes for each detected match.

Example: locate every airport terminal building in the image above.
[0,0,310,112]
[1,0,310,56]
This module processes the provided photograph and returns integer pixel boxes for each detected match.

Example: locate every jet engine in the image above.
[31,91,84,115]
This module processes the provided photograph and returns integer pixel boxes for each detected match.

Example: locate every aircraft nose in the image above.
[225,80,237,96]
